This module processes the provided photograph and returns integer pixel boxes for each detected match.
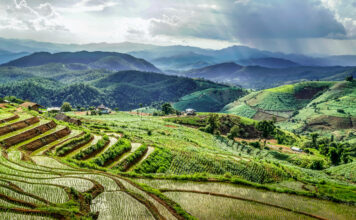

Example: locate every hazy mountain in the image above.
[0,50,29,65]
[236,57,300,68]
[151,52,216,71]
[185,62,243,81]
[1,51,161,73]
[2,37,356,71]
[185,63,356,89]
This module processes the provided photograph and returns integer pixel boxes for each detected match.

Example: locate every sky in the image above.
[0,0,356,55]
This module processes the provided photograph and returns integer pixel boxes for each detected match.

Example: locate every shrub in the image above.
[61,102,72,112]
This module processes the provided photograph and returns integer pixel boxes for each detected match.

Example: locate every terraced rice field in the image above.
[0,108,355,219]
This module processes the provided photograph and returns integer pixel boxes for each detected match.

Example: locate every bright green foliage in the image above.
[114,144,148,171]
[92,138,131,166]
[56,133,92,156]
[61,102,72,112]
[74,135,109,160]
[134,148,173,173]
[167,151,289,183]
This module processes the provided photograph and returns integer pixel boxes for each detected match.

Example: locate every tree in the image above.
[228,125,240,140]
[61,102,72,112]
[310,133,319,148]
[161,103,175,115]
[328,147,341,165]
[256,120,275,139]
[346,75,353,82]
[205,114,220,135]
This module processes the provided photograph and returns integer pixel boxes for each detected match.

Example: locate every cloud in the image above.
[0,0,67,31]
[148,0,346,41]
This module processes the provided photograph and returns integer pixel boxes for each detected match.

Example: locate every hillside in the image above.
[0,49,29,64]
[151,52,216,71]
[185,63,356,89]
[0,103,355,219]
[0,71,228,110]
[223,81,356,142]
[1,51,161,73]
[236,57,300,68]
[173,87,248,112]
[185,62,243,81]
[185,64,356,89]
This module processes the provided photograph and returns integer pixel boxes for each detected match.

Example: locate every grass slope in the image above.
[173,87,248,112]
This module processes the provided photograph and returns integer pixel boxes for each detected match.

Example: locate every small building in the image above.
[47,107,61,113]
[55,113,82,126]
[185,108,196,116]
[97,104,111,114]
[20,102,43,112]
[291,146,303,152]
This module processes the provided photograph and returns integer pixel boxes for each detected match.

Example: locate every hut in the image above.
[20,102,43,112]
[185,108,196,116]
[47,107,61,113]
[55,113,82,126]
[97,104,111,114]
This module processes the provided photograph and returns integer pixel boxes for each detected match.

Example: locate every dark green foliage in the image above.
[114,144,148,171]
[346,75,353,82]
[256,120,276,138]
[92,138,131,166]
[3,96,24,104]
[0,67,225,110]
[174,87,248,112]
[134,148,173,174]
[74,135,109,160]
[250,141,261,148]
[310,133,319,148]
[56,133,92,156]
[161,103,176,115]
[204,114,221,135]
[328,147,341,165]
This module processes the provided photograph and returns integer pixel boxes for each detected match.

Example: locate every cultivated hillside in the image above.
[223,80,356,142]
[0,99,355,219]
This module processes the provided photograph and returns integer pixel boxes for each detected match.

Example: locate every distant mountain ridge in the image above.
[2,37,356,71]
[1,51,161,73]
[184,62,356,89]
[236,57,300,68]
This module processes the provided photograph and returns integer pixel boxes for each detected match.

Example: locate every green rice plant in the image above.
[164,192,312,220]
[134,148,173,174]
[73,135,109,160]
[92,138,131,167]
[56,133,92,156]
[113,144,148,172]
[91,191,155,220]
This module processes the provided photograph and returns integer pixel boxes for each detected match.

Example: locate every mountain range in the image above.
[1,37,356,70]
